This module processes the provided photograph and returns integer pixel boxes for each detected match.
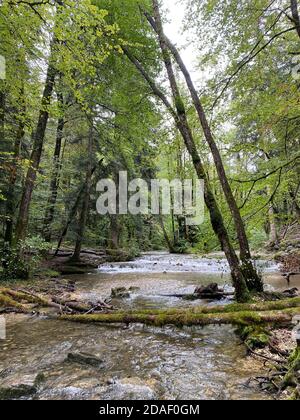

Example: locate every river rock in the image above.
[101,377,158,400]
[194,283,228,300]
[195,283,219,295]
[128,287,140,293]
[0,384,37,400]
[111,287,130,299]
[66,352,105,368]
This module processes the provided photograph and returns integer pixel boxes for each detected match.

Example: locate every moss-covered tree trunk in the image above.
[61,307,300,328]
[143,1,250,302]
[15,52,57,241]
[148,0,263,293]
[71,126,94,262]
[291,0,300,39]
[124,46,250,301]
[43,90,65,243]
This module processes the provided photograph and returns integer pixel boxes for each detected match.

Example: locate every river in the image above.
[0,252,294,400]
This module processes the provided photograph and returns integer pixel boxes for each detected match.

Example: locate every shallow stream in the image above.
[1,252,297,400]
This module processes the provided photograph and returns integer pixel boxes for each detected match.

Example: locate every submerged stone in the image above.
[66,352,105,368]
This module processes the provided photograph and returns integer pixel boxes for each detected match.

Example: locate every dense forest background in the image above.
[0,0,299,296]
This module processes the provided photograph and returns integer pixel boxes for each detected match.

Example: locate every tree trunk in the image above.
[146,0,263,292]
[124,47,250,301]
[109,215,120,249]
[4,117,25,244]
[0,90,4,147]
[43,91,65,242]
[290,183,300,221]
[291,0,300,39]
[54,159,102,256]
[71,126,94,262]
[268,198,278,245]
[159,214,175,253]
[61,307,300,328]
[15,53,57,242]
[135,2,249,302]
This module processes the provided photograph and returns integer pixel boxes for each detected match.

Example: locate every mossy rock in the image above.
[34,373,46,387]
[36,269,60,278]
[0,384,37,400]
[106,249,137,262]
[58,266,89,275]
[281,346,300,392]
[66,352,105,368]
[289,347,300,372]
[111,287,130,299]
[0,293,24,310]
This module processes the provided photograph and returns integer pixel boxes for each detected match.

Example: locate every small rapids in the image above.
[0,252,289,400]
[98,252,278,274]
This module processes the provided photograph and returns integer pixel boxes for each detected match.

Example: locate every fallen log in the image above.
[1,286,300,328]
[1,289,49,307]
[52,297,113,313]
[111,297,300,316]
[0,288,113,315]
[60,307,300,328]
[283,272,300,284]
[0,293,27,312]
[161,292,234,301]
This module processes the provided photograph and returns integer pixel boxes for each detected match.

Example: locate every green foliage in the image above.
[0,237,51,281]
[1,0,299,261]
[173,239,190,254]
[249,228,268,250]
[238,325,271,349]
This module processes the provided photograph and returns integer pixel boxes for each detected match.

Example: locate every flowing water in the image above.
[0,252,295,400]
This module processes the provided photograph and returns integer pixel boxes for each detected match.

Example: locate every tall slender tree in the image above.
[144,0,263,292]
[123,51,250,302]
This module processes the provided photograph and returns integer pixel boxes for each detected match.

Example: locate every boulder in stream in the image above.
[101,377,158,400]
[0,372,46,400]
[111,287,131,299]
[0,384,37,400]
[66,352,105,369]
[194,283,230,300]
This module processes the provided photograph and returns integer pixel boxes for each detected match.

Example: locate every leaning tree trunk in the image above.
[146,0,263,293]
[122,67,249,300]
[159,214,175,253]
[43,91,65,243]
[54,159,102,256]
[291,0,300,39]
[71,126,94,262]
[15,51,57,242]
[143,4,249,302]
